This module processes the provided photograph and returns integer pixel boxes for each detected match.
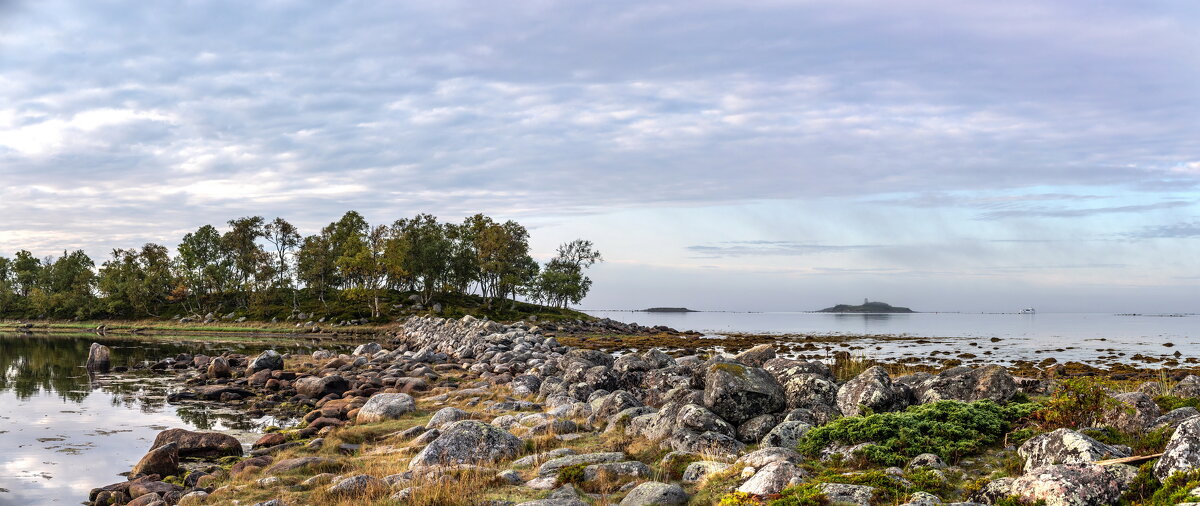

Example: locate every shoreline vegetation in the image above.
[0,211,603,325]
[74,313,1200,506]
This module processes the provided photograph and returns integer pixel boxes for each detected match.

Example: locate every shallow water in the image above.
[0,334,335,505]
[584,311,1200,367]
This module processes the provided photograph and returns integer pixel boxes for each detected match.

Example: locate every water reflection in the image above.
[0,333,337,505]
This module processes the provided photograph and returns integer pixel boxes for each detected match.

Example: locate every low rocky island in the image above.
[818,301,915,313]
[80,315,1200,506]
[641,307,697,313]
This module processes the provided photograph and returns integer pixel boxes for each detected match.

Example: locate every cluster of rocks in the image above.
[537,317,689,336]
[89,315,1200,506]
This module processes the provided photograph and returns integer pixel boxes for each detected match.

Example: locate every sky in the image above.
[0,0,1198,313]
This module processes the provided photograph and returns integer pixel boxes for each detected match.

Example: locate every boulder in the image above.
[353,343,383,356]
[702,362,786,425]
[1153,407,1200,431]
[968,477,1015,504]
[247,350,283,373]
[206,357,231,378]
[735,447,803,468]
[816,483,875,506]
[327,474,385,495]
[734,344,776,367]
[356,393,416,424]
[1011,464,1136,506]
[517,485,588,506]
[428,407,470,428]
[619,481,689,505]
[1155,416,1200,481]
[152,428,243,458]
[910,365,1017,404]
[682,461,730,483]
[295,375,350,398]
[582,461,651,482]
[780,373,840,412]
[265,457,339,475]
[409,421,522,468]
[1172,376,1200,398]
[1102,392,1161,433]
[837,366,905,417]
[676,404,735,436]
[760,421,811,448]
[737,461,807,496]
[736,414,779,443]
[131,442,180,477]
[1018,428,1129,472]
[86,343,111,372]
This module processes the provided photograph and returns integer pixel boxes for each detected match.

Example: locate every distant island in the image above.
[641,307,697,313]
[818,300,915,313]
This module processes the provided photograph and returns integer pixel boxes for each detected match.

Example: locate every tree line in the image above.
[0,211,601,320]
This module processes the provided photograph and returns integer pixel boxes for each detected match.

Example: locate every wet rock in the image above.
[356,393,416,424]
[247,350,284,373]
[253,433,288,449]
[131,442,180,477]
[1018,428,1129,472]
[295,375,350,398]
[619,481,689,505]
[1102,392,1161,433]
[737,461,806,496]
[409,421,522,468]
[702,362,786,425]
[1011,464,1135,506]
[1154,415,1200,481]
[152,428,243,458]
[86,343,111,372]
[192,384,252,400]
[837,366,906,417]
[206,357,231,378]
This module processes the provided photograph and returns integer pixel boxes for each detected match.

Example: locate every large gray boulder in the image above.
[1153,407,1200,431]
[734,345,776,367]
[247,350,284,373]
[817,483,875,506]
[702,362,786,425]
[537,452,626,477]
[1155,416,1200,481]
[1101,392,1161,433]
[408,421,522,468]
[428,407,470,428]
[761,421,812,448]
[1011,464,1137,506]
[131,442,180,477]
[356,393,416,424]
[1018,428,1130,472]
[86,343,111,372]
[837,366,905,417]
[152,428,243,458]
[676,404,735,436]
[909,365,1018,404]
[619,481,687,504]
[780,373,840,412]
[736,461,807,496]
[1172,376,1200,398]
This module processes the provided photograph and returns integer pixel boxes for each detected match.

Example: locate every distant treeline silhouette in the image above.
[0,211,601,321]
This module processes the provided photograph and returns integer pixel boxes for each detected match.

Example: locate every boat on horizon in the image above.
[1020,308,1036,314]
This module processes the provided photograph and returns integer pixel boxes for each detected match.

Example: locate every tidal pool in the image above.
[0,333,340,505]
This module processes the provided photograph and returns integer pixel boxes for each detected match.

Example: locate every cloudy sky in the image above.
[1,0,1197,312]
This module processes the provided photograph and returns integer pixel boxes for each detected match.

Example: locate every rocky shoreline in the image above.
[84,315,1200,505]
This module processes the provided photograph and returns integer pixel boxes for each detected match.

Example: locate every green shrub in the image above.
[1144,469,1200,505]
[1033,377,1120,429]
[1120,461,1161,504]
[796,400,1037,466]
[556,464,586,485]
[1153,395,1200,412]
[768,484,828,506]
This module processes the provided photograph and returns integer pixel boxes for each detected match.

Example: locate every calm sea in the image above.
[582,311,1200,367]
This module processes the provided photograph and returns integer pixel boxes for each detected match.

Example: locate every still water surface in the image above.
[584,311,1200,366]
[0,334,336,505]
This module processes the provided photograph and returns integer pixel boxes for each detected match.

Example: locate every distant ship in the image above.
[1020,308,1036,314]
